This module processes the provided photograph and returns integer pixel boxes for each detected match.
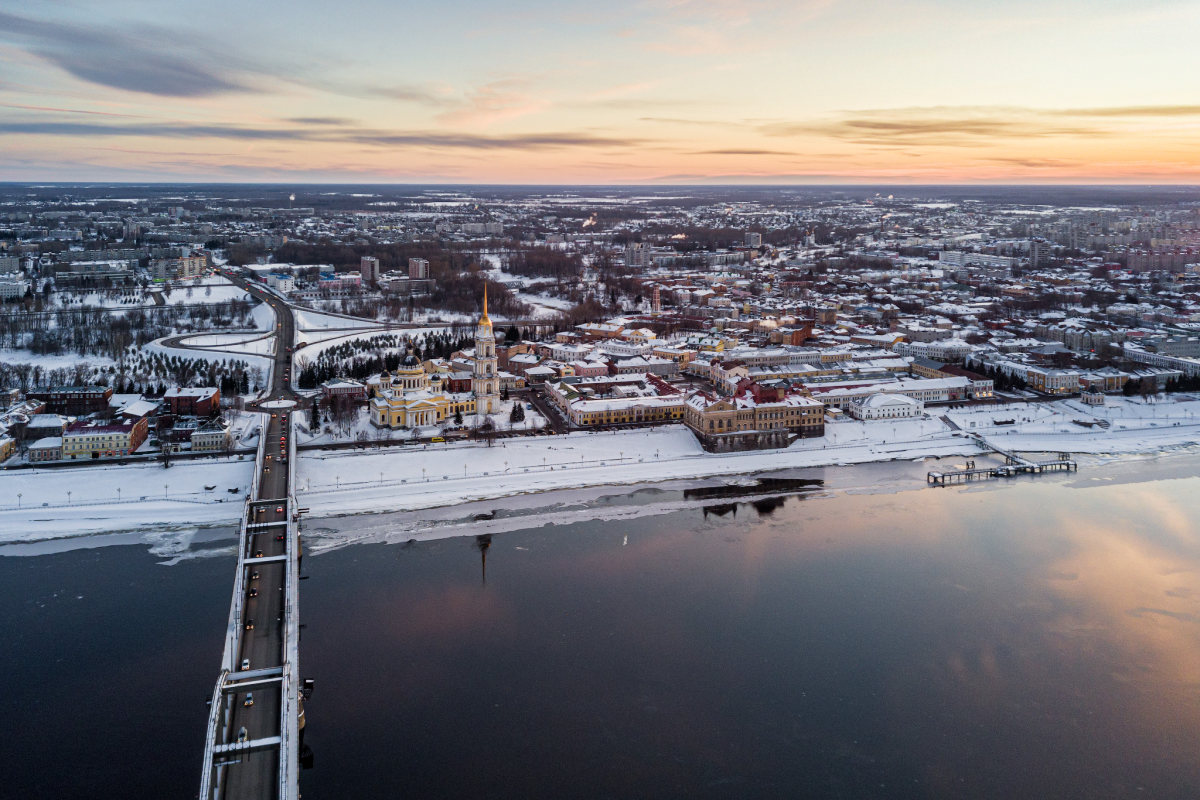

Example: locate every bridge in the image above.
[199,277,306,800]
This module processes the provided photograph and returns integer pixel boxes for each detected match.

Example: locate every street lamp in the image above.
[164,484,168,499]
[117,487,121,502]
[17,492,22,508]
[67,490,72,505]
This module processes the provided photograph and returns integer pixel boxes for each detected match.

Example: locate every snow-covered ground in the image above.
[0,456,257,541]
[142,300,277,379]
[293,325,449,362]
[512,290,573,318]
[296,398,547,446]
[293,307,373,333]
[156,280,253,306]
[50,277,252,310]
[0,348,115,371]
[296,396,1200,519]
[144,336,274,376]
[175,331,276,356]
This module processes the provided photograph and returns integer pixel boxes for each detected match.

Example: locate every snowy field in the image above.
[0,457,257,542]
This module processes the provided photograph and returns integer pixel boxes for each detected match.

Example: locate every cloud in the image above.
[367,84,456,106]
[282,117,356,127]
[986,157,1083,169]
[0,102,145,119]
[434,79,547,127]
[764,107,1107,146]
[692,148,796,155]
[1057,105,1200,117]
[0,119,645,151]
[0,11,256,97]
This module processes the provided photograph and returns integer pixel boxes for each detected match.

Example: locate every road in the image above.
[514,386,568,434]
[214,275,299,799]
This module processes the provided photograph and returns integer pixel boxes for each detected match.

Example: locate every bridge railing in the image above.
[278,416,300,798]
[199,424,266,799]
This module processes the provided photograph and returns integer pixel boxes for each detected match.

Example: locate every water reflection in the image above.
[301,473,1200,798]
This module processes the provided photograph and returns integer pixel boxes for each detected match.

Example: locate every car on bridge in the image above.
[244,693,254,708]
[241,658,250,670]
[245,618,254,630]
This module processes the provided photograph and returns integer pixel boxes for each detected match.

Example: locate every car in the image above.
[431,436,445,443]
[265,454,272,461]
[271,413,277,419]
[245,619,255,630]
[241,658,250,671]
[237,727,248,743]
[264,467,270,473]
[244,693,254,707]
[250,570,260,580]
[275,533,285,541]
[276,506,284,513]
[253,550,263,558]
[249,587,258,597]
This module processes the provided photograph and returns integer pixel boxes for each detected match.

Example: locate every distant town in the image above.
[1,184,1199,502]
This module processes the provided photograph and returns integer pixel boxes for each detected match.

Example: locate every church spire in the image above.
[480,284,490,325]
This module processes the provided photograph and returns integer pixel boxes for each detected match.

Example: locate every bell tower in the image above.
[472,286,500,415]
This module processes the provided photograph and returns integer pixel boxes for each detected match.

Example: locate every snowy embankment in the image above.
[0,457,256,542]
[295,421,979,518]
[296,396,1200,520]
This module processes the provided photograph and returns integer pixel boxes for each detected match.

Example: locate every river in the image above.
[2,455,1199,799]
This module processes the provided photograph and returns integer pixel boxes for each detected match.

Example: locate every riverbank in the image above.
[4,395,1199,546]
[294,395,1200,519]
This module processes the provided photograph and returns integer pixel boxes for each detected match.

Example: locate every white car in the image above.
[241,658,250,671]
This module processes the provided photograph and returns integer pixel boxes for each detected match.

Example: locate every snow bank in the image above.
[0,457,257,542]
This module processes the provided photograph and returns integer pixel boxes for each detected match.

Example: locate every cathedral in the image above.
[369,288,501,428]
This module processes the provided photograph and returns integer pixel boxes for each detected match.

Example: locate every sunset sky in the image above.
[2,0,1200,183]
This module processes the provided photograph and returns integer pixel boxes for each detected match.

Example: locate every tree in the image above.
[454,409,463,426]
[310,398,320,430]
[510,403,525,424]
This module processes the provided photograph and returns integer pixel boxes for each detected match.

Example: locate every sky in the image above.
[2,0,1200,184]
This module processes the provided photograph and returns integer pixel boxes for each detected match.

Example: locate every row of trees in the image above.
[0,299,256,361]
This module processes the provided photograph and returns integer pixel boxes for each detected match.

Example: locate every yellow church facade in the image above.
[369,288,499,429]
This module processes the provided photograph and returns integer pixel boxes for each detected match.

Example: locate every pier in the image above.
[927,435,1077,486]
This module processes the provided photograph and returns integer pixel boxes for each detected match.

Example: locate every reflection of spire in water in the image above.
[475,534,492,586]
